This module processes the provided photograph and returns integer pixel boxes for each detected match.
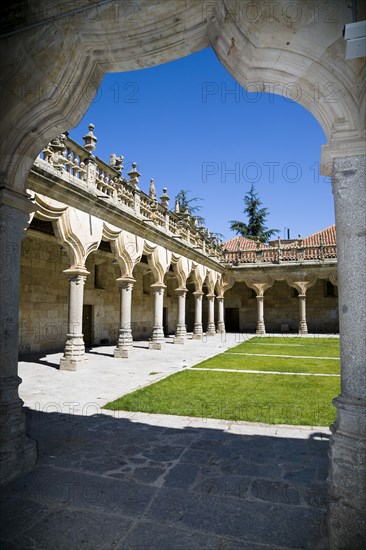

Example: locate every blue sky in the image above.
[68,48,335,241]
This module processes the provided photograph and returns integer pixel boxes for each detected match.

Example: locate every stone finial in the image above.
[83,123,97,154]
[149,178,156,200]
[183,205,190,220]
[175,199,180,214]
[128,162,141,188]
[160,187,170,208]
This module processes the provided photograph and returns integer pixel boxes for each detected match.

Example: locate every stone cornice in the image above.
[27,166,224,274]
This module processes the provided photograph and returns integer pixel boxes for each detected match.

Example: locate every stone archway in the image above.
[0,2,365,547]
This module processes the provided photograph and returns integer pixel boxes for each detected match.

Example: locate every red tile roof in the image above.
[223,236,268,251]
[224,225,336,251]
[301,225,336,246]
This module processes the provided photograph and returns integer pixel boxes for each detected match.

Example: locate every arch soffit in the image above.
[2,0,364,194]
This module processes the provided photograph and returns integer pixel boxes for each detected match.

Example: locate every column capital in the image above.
[193,290,204,297]
[151,282,166,290]
[175,287,187,296]
[116,276,136,287]
[63,268,90,280]
[216,295,224,301]
[320,138,366,174]
[206,293,216,299]
[0,188,36,215]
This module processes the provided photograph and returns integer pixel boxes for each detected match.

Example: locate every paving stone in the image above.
[180,448,212,464]
[163,463,199,489]
[0,494,62,540]
[119,520,222,550]
[147,486,325,548]
[143,444,185,462]
[250,479,301,505]
[133,466,166,483]
[13,507,132,550]
[221,459,282,479]
[303,483,328,508]
[193,475,251,501]
[283,467,317,483]
[8,466,156,517]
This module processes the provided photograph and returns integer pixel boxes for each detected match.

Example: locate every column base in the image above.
[206,323,216,335]
[298,329,308,336]
[299,322,308,335]
[174,336,186,344]
[192,333,202,340]
[256,322,266,335]
[217,322,225,334]
[149,341,165,350]
[59,355,87,371]
[327,395,366,550]
[114,347,132,358]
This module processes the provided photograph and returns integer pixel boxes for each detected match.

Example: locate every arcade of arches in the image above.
[0,2,365,548]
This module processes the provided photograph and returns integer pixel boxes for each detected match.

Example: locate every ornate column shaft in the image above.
[256,295,266,335]
[114,277,135,358]
[298,294,308,335]
[149,283,166,349]
[327,155,366,550]
[192,291,204,339]
[60,269,89,370]
[206,294,216,335]
[174,289,187,344]
[0,190,37,485]
[217,296,225,333]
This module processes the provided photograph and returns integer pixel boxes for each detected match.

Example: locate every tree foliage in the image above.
[175,189,205,225]
[229,184,279,243]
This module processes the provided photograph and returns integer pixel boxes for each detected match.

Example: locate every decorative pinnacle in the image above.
[128,162,141,188]
[160,187,170,208]
[83,123,97,154]
[149,178,156,200]
[175,199,180,214]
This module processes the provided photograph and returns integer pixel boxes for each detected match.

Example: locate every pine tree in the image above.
[175,189,205,225]
[229,184,279,243]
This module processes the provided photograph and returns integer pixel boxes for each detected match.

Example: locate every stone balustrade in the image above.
[34,128,221,258]
[223,242,337,265]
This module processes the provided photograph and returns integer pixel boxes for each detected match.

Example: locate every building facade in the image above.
[1,2,365,547]
[20,129,338,365]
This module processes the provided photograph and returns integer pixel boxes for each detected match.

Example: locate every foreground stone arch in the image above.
[0,2,365,548]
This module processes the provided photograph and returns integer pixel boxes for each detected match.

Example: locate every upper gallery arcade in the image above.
[21,125,338,369]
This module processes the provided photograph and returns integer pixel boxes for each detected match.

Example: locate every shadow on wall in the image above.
[0,408,330,549]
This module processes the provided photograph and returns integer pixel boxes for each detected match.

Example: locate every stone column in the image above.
[327,155,366,550]
[206,294,216,335]
[216,296,225,333]
[256,295,266,335]
[114,277,135,358]
[174,289,187,344]
[60,269,89,371]
[149,283,165,349]
[298,294,308,335]
[0,189,37,485]
[192,291,203,339]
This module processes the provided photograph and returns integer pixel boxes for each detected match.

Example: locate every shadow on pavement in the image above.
[0,409,330,549]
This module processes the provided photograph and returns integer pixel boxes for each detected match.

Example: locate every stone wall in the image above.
[19,230,181,354]
[224,280,339,334]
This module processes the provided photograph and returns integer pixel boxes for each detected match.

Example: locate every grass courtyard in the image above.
[104,337,340,426]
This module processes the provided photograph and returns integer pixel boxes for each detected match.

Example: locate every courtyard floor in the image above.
[1,334,331,549]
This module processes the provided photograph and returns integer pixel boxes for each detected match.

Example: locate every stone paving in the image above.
[1,335,331,549]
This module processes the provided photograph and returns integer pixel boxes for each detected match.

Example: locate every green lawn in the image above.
[193,353,340,374]
[228,336,340,357]
[104,370,339,426]
[104,336,340,426]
